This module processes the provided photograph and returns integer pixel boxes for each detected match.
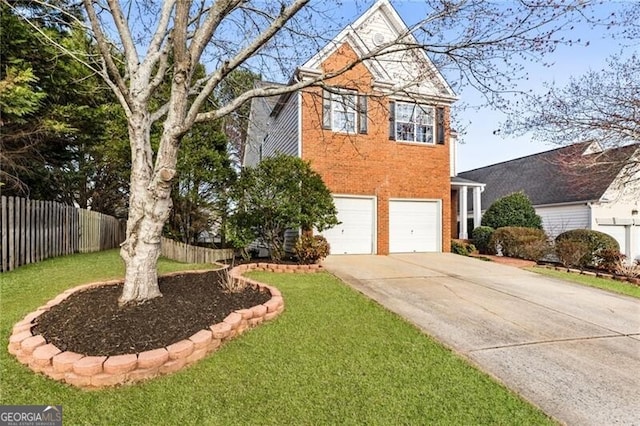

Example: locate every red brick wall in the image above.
[300,43,452,254]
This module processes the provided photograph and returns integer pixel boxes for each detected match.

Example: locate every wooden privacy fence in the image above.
[1,196,125,272]
[160,237,234,264]
[78,209,124,254]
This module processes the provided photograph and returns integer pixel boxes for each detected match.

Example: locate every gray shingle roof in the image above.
[458,142,639,210]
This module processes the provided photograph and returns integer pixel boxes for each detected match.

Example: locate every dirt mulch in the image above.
[32,271,271,357]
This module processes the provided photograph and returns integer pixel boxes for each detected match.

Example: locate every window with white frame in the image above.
[332,92,357,133]
[322,89,367,134]
[395,102,435,144]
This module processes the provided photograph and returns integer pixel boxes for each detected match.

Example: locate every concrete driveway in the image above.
[322,253,640,425]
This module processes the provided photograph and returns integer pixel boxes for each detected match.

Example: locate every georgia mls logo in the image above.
[0,405,62,426]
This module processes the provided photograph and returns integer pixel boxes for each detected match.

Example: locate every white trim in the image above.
[394,101,435,144]
[596,217,640,226]
[296,91,302,158]
[451,182,485,188]
[458,187,468,239]
[329,89,358,134]
[532,201,594,209]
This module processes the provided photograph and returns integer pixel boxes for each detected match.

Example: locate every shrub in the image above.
[598,249,625,273]
[471,226,495,254]
[481,192,542,230]
[489,227,549,261]
[229,154,338,261]
[451,240,476,256]
[294,235,330,264]
[555,239,591,268]
[554,229,620,269]
[615,260,640,279]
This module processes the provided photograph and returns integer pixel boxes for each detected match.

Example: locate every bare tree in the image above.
[504,54,640,149]
[6,0,598,304]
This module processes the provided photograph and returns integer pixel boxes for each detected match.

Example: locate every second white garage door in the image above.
[320,196,375,255]
[389,200,440,253]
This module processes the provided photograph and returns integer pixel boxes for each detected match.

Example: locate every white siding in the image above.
[635,226,640,262]
[244,96,274,167]
[264,93,299,159]
[536,204,590,238]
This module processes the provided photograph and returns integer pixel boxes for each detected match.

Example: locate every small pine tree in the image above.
[481,192,542,230]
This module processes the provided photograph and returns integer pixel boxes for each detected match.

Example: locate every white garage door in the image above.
[320,196,374,254]
[389,200,440,253]
[599,225,640,262]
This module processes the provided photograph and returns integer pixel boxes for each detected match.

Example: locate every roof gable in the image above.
[458,142,640,209]
[299,0,456,101]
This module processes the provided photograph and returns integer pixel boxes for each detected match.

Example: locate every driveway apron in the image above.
[322,253,640,426]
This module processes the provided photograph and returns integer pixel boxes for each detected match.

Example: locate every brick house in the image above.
[244,0,476,255]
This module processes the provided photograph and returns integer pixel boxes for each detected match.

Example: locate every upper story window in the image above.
[389,101,445,145]
[395,102,434,143]
[322,89,367,134]
[332,92,357,133]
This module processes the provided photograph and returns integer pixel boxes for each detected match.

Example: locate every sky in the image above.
[334,0,630,172]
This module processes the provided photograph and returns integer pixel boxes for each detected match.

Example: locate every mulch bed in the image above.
[32,271,271,357]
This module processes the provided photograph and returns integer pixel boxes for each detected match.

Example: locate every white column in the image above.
[624,225,632,265]
[473,186,482,230]
[459,185,468,239]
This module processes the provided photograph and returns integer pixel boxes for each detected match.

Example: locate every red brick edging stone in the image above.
[7,263,318,389]
[536,264,640,285]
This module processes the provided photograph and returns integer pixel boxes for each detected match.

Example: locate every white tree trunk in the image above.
[119,110,174,305]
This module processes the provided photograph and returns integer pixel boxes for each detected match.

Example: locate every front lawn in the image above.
[1,250,553,425]
[528,267,640,299]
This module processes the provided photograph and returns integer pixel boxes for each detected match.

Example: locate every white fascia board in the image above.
[533,201,595,209]
[385,91,457,105]
[301,1,388,70]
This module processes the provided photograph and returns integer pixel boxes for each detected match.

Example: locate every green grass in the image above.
[527,266,640,299]
[1,251,553,425]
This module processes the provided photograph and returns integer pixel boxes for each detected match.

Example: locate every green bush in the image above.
[481,192,542,230]
[229,154,338,261]
[451,240,476,256]
[471,226,495,254]
[489,227,549,261]
[554,229,620,269]
[294,235,331,264]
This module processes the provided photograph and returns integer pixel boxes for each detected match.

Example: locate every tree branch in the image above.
[105,0,139,73]
[82,0,131,111]
[187,0,310,126]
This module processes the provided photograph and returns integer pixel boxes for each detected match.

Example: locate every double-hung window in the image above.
[395,102,435,144]
[322,89,367,134]
[332,92,357,133]
[389,101,445,145]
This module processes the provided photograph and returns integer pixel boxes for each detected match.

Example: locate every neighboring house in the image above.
[458,141,640,261]
[244,0,466,255]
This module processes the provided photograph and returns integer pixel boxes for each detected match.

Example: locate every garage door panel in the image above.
[320,197,374,255]
[389,200,440,253]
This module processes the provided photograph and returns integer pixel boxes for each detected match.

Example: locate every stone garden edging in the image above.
[536,264,640,285]
[7,263,317,389]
